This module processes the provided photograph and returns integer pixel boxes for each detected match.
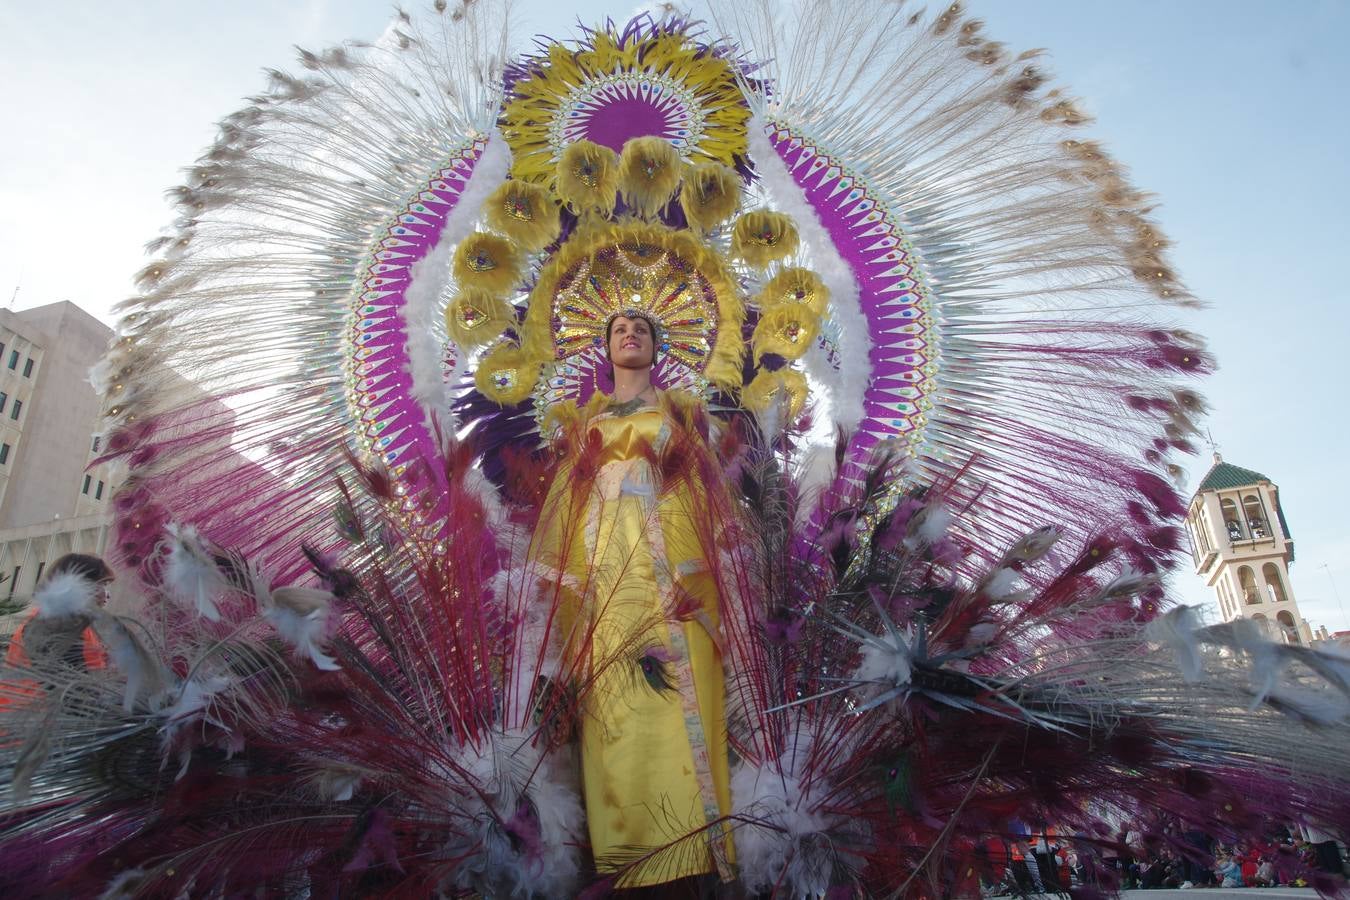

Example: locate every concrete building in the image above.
[0,302,121,600]
[1186,454,1314,644]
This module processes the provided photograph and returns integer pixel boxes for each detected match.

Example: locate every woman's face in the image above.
[607,315,656,370]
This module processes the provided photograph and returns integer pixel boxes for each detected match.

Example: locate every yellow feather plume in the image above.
[444,287,514,349]
[618,136,684,219]
[731,210,800,269]
[752,304,819,362]
[742,367,809,422]
[500,28,748,185]
[556,140,619,217]
[483,180,561,252]
[756,267,829,316]
[475,342,542,407]
[680,162,742,233]
[452,233,523,297]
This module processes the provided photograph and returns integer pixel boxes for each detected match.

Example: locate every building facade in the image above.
[0,302,121,601]
[1186,454,1313,644]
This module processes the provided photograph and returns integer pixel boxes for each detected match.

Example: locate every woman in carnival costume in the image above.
[3,2,1350,897]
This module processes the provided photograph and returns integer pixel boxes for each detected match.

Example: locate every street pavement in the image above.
[1121,892,1318,899]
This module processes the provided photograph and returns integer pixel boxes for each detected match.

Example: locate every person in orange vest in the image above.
[3,553,114,678]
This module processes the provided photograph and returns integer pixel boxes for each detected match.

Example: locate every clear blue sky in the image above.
[2,1,1346,630]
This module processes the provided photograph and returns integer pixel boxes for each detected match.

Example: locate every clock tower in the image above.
[1186,454,1312,643]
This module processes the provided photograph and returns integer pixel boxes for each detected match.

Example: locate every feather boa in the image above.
[747,113,870,435]
[404,132,511,429]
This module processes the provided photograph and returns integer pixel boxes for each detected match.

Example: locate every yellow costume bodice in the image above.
[532,395,734,886]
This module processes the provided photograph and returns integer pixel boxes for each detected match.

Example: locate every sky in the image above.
[1,0,1347,630]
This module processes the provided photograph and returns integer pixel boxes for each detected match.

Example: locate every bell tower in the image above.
[1186,454,1312,643]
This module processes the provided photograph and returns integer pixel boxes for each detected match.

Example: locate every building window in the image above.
[1238,565,1260,604]
[91,436,101,453]
[1263,562,1289,604]
[1243,494,1268,539]
[7,567,19,600]
[22,358,33,377]
[0,342,6,361]
[0,443,9,465]
[1220,498,1242,541]
[82,474,91,494]
[9,399,20,421]
[95,480,104,500]
[6,350,17,370]
[1276,610,1300,644]
[0,391,7,414]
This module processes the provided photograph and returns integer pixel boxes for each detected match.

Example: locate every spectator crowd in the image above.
[985,821,1347,894]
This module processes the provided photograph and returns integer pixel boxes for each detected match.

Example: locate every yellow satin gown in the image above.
[532,391,734,886]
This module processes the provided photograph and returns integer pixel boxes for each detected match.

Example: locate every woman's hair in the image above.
[604,312,660,372]
[47,553,114,585]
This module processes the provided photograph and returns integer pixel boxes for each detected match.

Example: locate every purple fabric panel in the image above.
[583,97,674,152]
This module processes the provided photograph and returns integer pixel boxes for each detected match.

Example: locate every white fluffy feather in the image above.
[1145,604,1205,683]
[444,728,585,898]
[93,612,169,712]
[731,733,852,896]
[162,523,228,621]
[265,586,340,671]
[462,463,509,531]
[32,571,98,618]
[853,632,913,690]
[981,566,1023,601]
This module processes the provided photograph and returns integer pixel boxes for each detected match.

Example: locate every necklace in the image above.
[609,387,655,417]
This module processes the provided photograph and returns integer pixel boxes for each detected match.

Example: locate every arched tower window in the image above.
[1243,494,1268,539]
[1251,612,1269,636]
[1276,610,1299,644]
[1221,498,1243,541]
[1238,566,1260,604]
[1262,563,1288,604]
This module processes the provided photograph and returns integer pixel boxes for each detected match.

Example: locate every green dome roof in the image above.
[1197,459,1271,492]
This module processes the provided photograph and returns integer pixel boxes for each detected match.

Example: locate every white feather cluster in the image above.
[746,114,869,434]
[405,132,512,427]
[853,628,914,691]
[265,586,340,671]
[160,674,235,777]
[32,571,99,618]
[908,505,953,548]
[93,614,169,713]
[163,523,228,621]
[980,566,1024,602]
[731,735,857,896]
[441,729,584,898]
[1144,604,1205,682]
[162,675,231,728]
